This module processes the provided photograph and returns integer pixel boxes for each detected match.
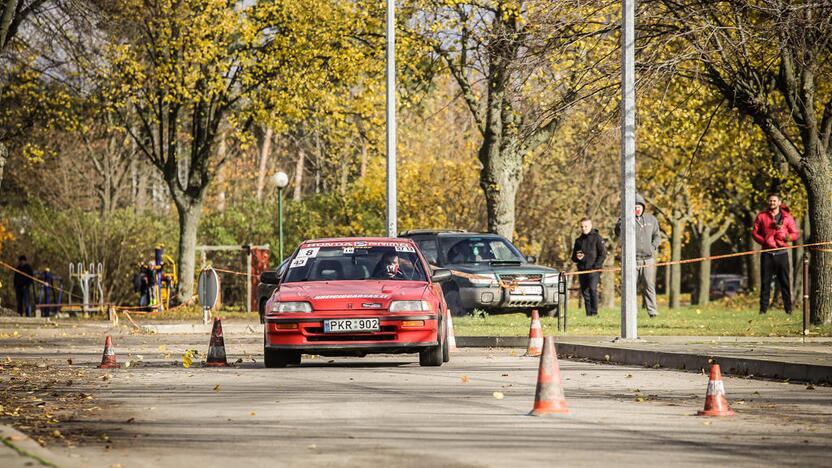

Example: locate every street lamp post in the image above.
[272,171,289,263]
[385,0,397,238]
[619,0,637,340]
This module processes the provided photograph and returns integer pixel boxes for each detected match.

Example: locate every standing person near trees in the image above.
[615,194,662,317]
[571,218,607,317]
[13,255,34,317]
[752,193,799,315]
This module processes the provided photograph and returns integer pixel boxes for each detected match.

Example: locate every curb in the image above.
[0,425,80,468]
[141,323,261,335]
[456,336,832,385]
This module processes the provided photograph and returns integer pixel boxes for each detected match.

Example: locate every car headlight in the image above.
[543,273,559,286]
[389,300,431,312]
[468,273,497,286]
[272,301,312,313]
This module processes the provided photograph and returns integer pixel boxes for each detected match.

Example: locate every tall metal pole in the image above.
[619,0,638,339]
[278,187,284,263]
[385,0,397,238]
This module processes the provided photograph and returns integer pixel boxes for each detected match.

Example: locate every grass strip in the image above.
[1,437,59,468]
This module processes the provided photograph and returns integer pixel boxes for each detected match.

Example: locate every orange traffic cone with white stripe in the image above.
[529,336,569,416]
[697,363,734,416]
[97,336,119,369]
[205,317,228,367]
[447,313,458,352]
[525,309,543,357]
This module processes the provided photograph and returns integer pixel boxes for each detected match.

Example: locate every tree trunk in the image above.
[0,142,7,192]
[216,135,227,212]
[805,173,832,324]
[359,142,367,179]
[601,240,615,309]
[748,234,761,292]
[293,149,304,201]
[697,228,712,306]
[255,127,273,201]
[479,139,522,240]
[792,217,804,309]
[174,199,202,304]
[669,217,685,309]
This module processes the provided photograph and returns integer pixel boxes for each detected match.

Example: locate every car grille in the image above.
[304,325,398,342]
[498,274,542,283]
[307,334,396,342]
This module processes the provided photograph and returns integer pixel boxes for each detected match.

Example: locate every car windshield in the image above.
[439,237,525,264]
[283,245,428,282]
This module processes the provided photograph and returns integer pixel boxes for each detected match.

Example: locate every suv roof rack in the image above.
[399,229,468,236]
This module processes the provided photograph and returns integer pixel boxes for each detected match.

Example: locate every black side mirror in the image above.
[260,271,281,285]
[526,255,537,264]
[431,268,453,283]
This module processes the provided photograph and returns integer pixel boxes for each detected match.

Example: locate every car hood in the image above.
[272,280,429,311]
[443,263,558,276]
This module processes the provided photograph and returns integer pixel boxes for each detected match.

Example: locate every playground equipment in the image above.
[68,262,105,316]
[135,245,178,312]
[152,245,177,312]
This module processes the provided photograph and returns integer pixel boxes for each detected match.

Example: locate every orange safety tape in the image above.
[210,267,249,276]
[562,240,832,277]
[810,247,832,253]
[0,259,82,301]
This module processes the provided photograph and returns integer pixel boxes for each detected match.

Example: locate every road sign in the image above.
[198,267,221,311]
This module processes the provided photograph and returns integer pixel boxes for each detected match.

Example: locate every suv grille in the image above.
[498,274,542,283]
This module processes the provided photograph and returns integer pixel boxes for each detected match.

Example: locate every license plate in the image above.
[512,285,543,295]
[323,318,380,333]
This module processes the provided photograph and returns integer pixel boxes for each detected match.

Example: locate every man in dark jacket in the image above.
[752,193,799,314]
[13,255,34,317]
[615,193,662,317]
[572,218,607,316]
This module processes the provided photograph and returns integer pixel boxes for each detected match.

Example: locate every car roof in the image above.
[300,237,416,245]
[399,229,468,236]
[401,230,502,238]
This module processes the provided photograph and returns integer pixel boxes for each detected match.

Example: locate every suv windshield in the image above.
[283,246,428,282]
[440,237,525,264]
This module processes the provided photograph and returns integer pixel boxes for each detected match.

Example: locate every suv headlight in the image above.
[272,301,312,313]
[389,300,431,312]
[468,273,497,286]
[543,273,559,286]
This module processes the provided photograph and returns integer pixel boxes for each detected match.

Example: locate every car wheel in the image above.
[259,299,267,324]
[264,347,299,368]
[420,322,444,367]
[442,320,450,363]
[541,306,559,318]
[443,287,471,317]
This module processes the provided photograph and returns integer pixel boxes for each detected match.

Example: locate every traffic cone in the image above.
[525,309,543,357]
[205,317,228,367]
[697,364,734,416]
[447,313,458,352]
[529,336,569,416]
[97,336,119,369]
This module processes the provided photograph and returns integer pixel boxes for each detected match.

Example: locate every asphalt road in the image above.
[1,324,831,467]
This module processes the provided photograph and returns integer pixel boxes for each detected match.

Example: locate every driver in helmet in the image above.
[372,252,405,279]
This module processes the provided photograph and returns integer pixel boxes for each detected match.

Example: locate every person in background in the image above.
[13,255,34,317]
[752,193,799,314]
[615,193,662,317]
[571,218,607,317]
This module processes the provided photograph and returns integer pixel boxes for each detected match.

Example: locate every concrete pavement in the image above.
[1,319,831,466]
[458,335,832,384]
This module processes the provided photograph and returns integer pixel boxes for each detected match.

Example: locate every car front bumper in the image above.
[459,284,559,309]
[264,313,439,353]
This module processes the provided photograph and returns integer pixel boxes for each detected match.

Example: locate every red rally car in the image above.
[262,238,453,368]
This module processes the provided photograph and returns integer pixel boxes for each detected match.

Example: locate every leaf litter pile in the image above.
[0,356,113,448]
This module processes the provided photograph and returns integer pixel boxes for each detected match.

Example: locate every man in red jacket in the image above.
[752,193,800,314]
